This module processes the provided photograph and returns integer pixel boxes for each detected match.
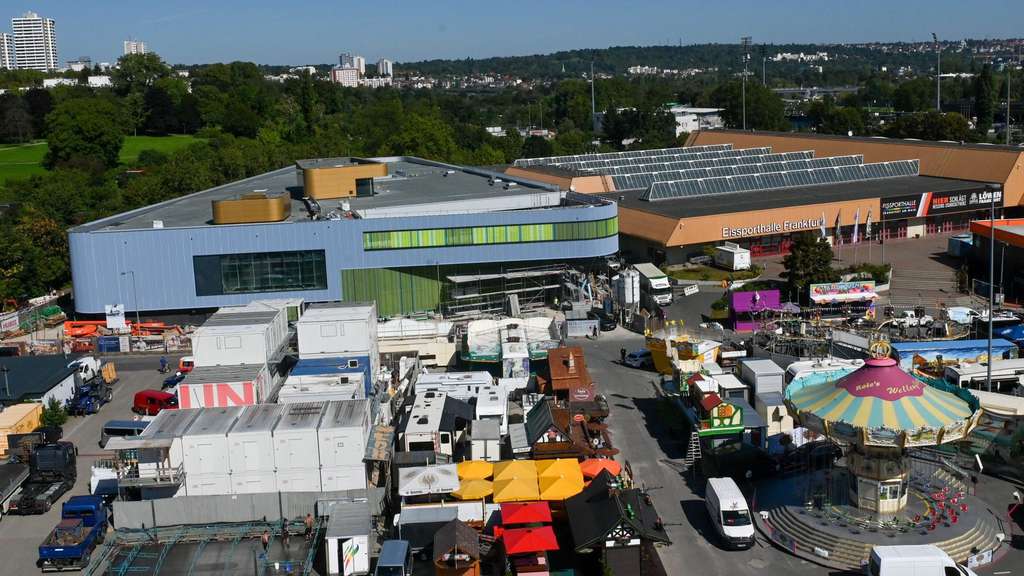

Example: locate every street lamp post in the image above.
[986,184,1001,393]
[741,37,752,130]
[121,270,141,327]
[933,33,941,111]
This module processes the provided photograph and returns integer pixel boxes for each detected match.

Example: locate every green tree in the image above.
[40,397,68,428]
[44,98,125,169]
[143,85,177,134]
[974,64,996,137]
[24,88,53,135]
[111,53,172,95]
[781,232,839,304]
[123,92,148,136]
[0,94,33,142]
[709,80,789,131]
[521,135,554,158]
[893,77,934,112]
[884,111,970,141]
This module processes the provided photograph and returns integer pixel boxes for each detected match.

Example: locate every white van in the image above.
[705,477,755,549]
[867,545,978,576]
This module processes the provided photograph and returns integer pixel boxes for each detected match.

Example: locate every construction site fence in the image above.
[114,489,378,529]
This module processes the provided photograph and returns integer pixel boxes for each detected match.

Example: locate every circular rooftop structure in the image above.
[786,357,976,447]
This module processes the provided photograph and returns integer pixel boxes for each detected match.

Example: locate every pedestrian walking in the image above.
[281,518,290,549]
[159,356,168,373]
[261,529,270,552]
[620,348,626,364]
[304,513,314,542]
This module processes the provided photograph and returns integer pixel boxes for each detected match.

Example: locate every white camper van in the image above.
[867,545,977,576]
[705,477,755,549]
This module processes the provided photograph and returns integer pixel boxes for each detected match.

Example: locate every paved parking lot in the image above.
[574,328,1024,576]
[0,356,175,575]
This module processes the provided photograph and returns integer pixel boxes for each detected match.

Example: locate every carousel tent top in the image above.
[786,357,976,446]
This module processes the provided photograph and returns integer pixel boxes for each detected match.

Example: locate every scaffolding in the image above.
[443,263,567,319]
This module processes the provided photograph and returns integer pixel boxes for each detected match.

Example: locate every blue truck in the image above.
[37,495,108,572]
[67,380,113,416]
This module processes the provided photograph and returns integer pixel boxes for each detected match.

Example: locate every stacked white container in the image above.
[180,406,243,496]
[272,402,327,492]
[318,399,371,492]
[227,404,283,494]
[191,309,287,368]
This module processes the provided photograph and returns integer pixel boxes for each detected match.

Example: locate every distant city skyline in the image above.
[4,0,1024,66]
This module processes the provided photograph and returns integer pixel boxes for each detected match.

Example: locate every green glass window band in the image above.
[362,216,617,250]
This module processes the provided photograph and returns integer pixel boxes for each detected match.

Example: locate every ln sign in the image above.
[178,382,256,408]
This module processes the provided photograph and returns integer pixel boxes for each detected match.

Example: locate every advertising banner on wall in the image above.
[881,187,999,220]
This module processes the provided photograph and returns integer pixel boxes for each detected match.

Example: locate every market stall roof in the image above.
[500,502,552,525]
[535,458,582,480]
[565,470,671,550]
[457,460,494,480]
[398,464,459,497]
[452,479,493,501]
[538,473,585,501]
[433,519,480,563]
[502,526,560,555]
[579,459,621,478]
[493,476,540,503]
[787,357,974,432]
[493,460,538,481]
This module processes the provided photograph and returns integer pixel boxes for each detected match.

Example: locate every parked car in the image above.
[623,350,653,369]
[588,309,617,331]
[132,390,178,416]
[162,372,186,390]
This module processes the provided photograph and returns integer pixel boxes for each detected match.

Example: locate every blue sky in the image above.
[6,0,1024,65]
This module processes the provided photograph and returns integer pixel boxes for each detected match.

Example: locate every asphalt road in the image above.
[0,356,173,575]
[571,329,1024,576]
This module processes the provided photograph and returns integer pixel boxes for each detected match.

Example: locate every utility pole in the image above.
[933,33,941,111]
[741,36,752,130]
[986,184,1001,393]
[590,61,598,133]
[1009,46,1018,145]
[761,45,767,86]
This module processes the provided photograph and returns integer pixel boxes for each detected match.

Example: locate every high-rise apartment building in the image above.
[11,11,57,71]
[339,52,355,68]
[376,58,393,77]
[0,33,14,69]
[330,66,360,87]
[123,39,147,56]
[353,55,365,75]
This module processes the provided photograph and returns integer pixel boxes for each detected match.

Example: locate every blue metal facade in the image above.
[69,201,618,313]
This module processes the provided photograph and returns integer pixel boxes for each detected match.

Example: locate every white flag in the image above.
[865,210,873,239]
[819,211,827,239]
[852,208,861,244]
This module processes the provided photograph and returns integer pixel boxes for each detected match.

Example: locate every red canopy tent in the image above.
[502,526,560,555]
[500,501,552,525]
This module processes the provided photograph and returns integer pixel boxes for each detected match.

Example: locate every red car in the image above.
[132,390,178,416]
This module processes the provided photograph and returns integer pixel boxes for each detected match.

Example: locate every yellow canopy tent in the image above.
[535,458,582,481]
[452,478,494,500]
[493,476,540,503]
[538,473,585,501]
[457,460,494,480]
[493,460,538,482]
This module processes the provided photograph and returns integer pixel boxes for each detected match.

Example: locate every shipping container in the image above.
[0,403,43,458]
[320,465,366,492]
[215,304,289,351]
[738,358,786,396]
[136,409,201,476]
[184,473,231,496]
[296,302,378,360]
[227,404,282,475]
[230,470,277,495]
[290,356,374,397]
[191,310,285,368]
[180,406,243,478]
[275,468,322,492]
[317,400,370,470]
[176,364,270,409]
[273,402,326,470]
[276,373,364,404]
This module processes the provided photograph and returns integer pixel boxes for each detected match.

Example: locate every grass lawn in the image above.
[0,135,200,185]
[668,265,761,282]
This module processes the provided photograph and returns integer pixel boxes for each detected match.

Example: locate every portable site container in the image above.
[296,302,378,359]
[180,406,243,480]
[176,364,271,409]
[469,419,501,462]
[219,298,301,327]
[191,310,284,368]
[414,371,493,401]
[291,356,374,397]
[738,358,786,396]
[226,404,282,475]
[276,373,365,404]
[230,470,277,495]
[318,400,370,492]
[136,408,201,476]
[0,403,43,458]
[273,402,326,492]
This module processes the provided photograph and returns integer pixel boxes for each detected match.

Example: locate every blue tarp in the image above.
[995,324,1024,342]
